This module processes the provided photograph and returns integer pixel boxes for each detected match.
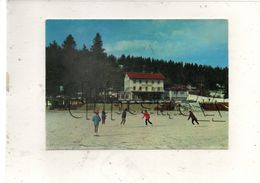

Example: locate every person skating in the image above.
[120,108,127,126]
[101,110,106,125]
[143,110,153,126]
[92,111,101,136]
[188,110,199,125]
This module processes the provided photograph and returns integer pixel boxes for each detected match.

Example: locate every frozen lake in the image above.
[46,110,228,150]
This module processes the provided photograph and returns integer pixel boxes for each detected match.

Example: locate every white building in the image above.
[164,84,189,101]
[119,72,166,100]
[165,90,189,101]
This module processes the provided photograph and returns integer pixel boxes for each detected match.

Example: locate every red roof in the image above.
[126,72,166,80]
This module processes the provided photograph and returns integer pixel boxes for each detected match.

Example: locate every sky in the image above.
[46,20,228,68]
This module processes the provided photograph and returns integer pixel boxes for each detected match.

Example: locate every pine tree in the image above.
[61,34,79,96]
[82,44,88,51]
[46,41,63,96]
[62,34,76,50]
[46,33,228,100]
[90,33,106,58]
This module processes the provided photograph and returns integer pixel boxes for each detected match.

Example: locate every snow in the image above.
[187,94,228,103]
[46,109,228,150]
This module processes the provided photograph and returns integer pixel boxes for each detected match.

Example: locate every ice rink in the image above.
[46,109,228,150]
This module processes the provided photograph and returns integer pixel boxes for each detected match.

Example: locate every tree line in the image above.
[46,33,228,99]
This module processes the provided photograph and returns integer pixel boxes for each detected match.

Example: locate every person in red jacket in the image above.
[142,110,153,126]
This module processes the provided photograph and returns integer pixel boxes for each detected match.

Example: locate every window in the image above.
[158,87,160,91]
[139,86,142,91]
[133,86,136,91]
[145,87,148,91]
[145,80,148,84]
[139,80,142,83]
[133,80,136,84]
[152,80,154,84]
[157,80,160,84]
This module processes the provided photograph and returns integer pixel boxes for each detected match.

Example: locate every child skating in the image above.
[92,111,101,136]
[143,110,153,126]
[188,110,199,125]
[101,110,106,125]
[120,108,127,126]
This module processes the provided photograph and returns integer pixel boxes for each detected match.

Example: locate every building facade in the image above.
[119,72,166,100]
[164,84,190,101]
[164,90,189,101]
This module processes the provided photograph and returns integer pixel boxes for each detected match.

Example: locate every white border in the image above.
[0,0,7,182]
[6,1,260,183]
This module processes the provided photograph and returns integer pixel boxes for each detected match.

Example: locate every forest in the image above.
[46,33,228,99]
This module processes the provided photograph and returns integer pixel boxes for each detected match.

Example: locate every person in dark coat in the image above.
[101,110,107,125]
[120,108,127,126]
[188,111,199,125]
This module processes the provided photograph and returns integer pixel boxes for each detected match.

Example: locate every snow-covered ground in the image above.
[187,94,228,103]
[46,110,228,150]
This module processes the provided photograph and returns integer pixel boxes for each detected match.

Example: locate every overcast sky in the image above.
[46,20,228,68]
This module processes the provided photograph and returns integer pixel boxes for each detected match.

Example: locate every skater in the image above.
[92,111,101,136]
[143,110,153,126]
[188,111,199,125]
[101,110,106,125]
[120,108,127,126]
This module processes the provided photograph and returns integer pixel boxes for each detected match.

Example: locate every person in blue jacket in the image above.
[92,111,101,136]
